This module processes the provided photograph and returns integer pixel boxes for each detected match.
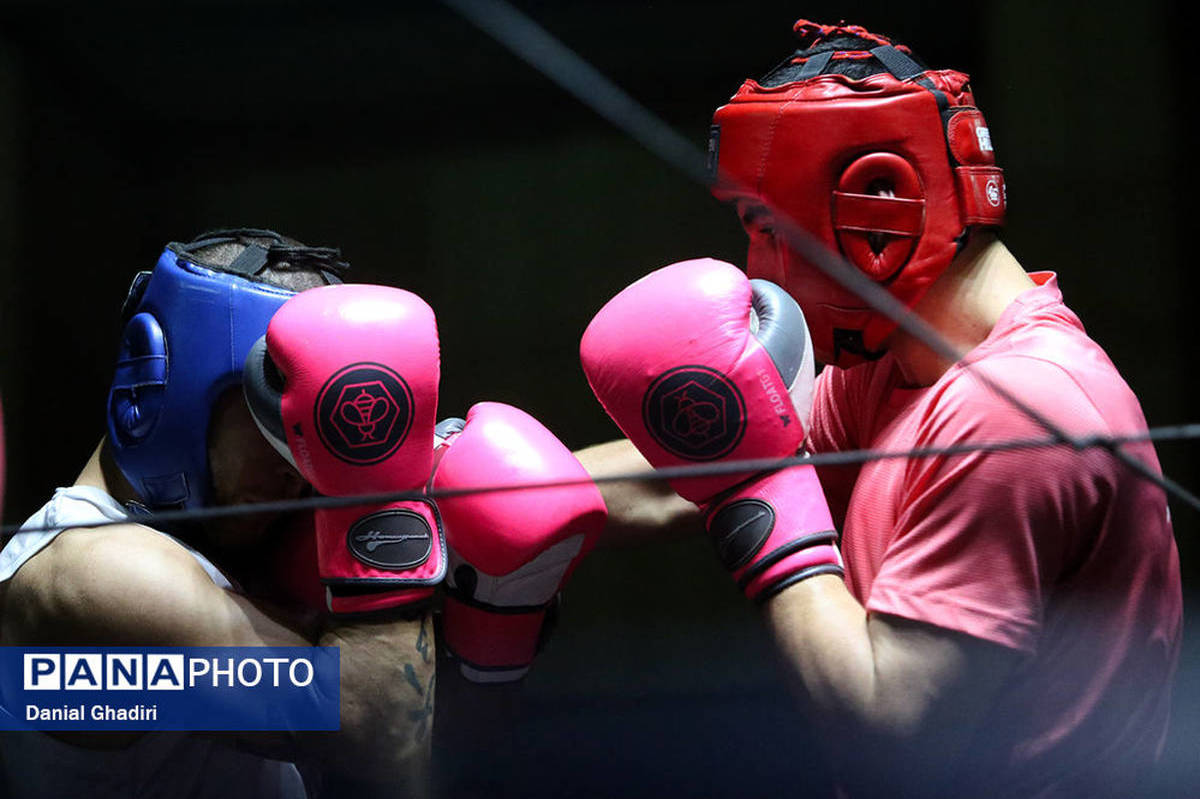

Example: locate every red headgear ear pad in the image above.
[833,153,925,282]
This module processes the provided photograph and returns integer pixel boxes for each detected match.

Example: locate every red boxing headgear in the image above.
[710,21,1005,366]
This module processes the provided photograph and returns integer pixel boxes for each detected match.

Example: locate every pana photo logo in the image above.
[1,646,339,731]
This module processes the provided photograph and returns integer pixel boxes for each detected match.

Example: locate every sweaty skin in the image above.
[0,393,435,797]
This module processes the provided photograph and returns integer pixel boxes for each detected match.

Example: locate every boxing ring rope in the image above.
[2,0,1197,537]
[435,0,1200,512]
[4,423,1199,537]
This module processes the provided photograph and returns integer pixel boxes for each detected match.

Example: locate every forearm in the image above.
[310,610,435,790]
[212,609,433,795]
[762,575,1010,795]
[764,575,938,796]
[574,439,699,546]
[763,574,879,727]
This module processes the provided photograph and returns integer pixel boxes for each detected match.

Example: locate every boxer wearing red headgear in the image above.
[709,19,1005,368]
[579,20,1181,798]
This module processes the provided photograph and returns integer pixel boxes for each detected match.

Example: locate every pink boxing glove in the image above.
[432,403,607,683]
[581,259,842,603]
[244,284,446,615]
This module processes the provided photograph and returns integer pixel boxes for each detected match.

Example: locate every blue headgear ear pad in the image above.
[110,312,169,444]
[106,244,296,510]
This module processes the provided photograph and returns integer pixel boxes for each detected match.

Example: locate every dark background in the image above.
[0,1,1195,796]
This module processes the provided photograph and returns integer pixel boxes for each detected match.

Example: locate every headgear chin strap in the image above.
[710,34,1005,367]
[106,229,348,511]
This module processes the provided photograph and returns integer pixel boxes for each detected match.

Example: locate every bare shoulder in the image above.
[4,523,239,646]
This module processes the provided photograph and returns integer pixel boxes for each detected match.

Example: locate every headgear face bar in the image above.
[710,20,1005,366]
[106,229,347,511]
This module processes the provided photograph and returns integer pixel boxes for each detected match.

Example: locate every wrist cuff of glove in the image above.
[326,584,435,616]
[704,465,843,603]
[735,534,843,603]
[442,592,548,683]
[315,499,446,616]
[317,497,446,576]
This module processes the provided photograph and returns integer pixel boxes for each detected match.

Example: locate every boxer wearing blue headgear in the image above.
[107,231,330,511]
[0,230,438,799]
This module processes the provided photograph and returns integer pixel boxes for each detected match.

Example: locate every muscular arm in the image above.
[571,441,1021,794]
[0,524,433,793]
[573,438,699,546]
[764,574,1019,796]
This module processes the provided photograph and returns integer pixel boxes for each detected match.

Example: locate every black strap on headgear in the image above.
[791,45,925,83]
[173,228,351,285]
[868,45,926,81]
[795,50,834,80]
[870,45,949,110]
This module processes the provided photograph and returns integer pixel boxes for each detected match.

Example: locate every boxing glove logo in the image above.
[642,366,746,460]
[347,509,434,570]
[316,363,414,465]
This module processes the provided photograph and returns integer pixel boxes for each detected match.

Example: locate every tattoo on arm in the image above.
[398,613,436,742]
[415,614,432,664]
[403,663,424,696]
[407,673,435,742]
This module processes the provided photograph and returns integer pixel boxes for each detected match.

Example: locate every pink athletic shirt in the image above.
[809,273,1181,797]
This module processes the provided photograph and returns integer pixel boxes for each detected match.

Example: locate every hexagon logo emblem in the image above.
[642,365,746,461]
[316,362,414,465]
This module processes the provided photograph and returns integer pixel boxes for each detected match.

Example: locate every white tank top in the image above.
[0,485,307,799]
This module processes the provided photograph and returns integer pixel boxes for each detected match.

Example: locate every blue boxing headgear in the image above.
[107,229,348,510]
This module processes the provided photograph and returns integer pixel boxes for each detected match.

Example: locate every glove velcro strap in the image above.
[442,594,547,681]
[316,499,447,585]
